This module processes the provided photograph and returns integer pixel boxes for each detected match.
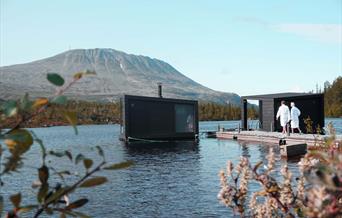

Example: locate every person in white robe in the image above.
[276,101,290,134]
[290,102,301,134]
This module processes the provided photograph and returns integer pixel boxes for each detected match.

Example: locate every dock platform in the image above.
[216,130,341,147]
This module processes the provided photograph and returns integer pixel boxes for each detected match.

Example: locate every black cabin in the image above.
[241,93,324,133]
[120,95,199,142]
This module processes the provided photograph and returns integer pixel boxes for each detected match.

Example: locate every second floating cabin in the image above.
[120,92,199,142]
[241,93,324,133]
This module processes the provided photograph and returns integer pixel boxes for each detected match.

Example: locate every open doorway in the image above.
[242,99,261,131]
[246,100,260,130]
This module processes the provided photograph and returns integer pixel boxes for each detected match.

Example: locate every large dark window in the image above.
[175,104,195,133]
[129,100,174,137]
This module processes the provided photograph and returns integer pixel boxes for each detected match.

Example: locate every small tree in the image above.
[0,71,133,217]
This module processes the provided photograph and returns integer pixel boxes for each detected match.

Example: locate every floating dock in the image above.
[216,130,334,147]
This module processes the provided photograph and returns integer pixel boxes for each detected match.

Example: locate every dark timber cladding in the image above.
[241,93,324,133]
[120,95,199,141]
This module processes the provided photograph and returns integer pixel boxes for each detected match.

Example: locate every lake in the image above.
[1,118,341,217]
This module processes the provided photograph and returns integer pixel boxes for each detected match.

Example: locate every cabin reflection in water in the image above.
[120,95,199,142]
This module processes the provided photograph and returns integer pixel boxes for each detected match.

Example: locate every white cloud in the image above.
[274,23,342,44]
[235,17,342,44]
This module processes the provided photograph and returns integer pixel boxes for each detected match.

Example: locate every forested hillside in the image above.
[1,101,260,128]
[325,76,342,117]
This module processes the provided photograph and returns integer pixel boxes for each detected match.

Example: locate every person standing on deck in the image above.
[276,101,291,134]
[290,102,302,134]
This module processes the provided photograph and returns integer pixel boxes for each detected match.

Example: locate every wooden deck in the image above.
[216,130,341,147]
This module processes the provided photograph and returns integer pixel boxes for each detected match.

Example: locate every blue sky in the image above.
[1,0,341,96]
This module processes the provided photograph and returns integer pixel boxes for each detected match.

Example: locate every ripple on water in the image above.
[1,119,341,217]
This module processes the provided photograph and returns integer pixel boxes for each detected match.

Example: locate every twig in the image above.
[33,161,106,218]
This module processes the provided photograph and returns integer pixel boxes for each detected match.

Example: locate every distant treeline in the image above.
[1,100,260,128]
[324,76,342,117]
[6,76,342,128]
[1,101,121,128]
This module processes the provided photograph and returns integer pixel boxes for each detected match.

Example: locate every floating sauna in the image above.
[241,93,324,133]
[119,86,199,142]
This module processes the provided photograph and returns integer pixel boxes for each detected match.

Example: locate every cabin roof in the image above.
[123,94,198,104]
[241,92,323,100]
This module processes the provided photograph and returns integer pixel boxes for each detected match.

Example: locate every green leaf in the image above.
[2,155,23,174]
[10,192,21,208]
[0,195,3,216]
[64,150,73,161]
[59,209,86,218]
[38,165,49,184]
[95,146,104,158]
[1,100,17,117]
[55,170,71,180]
[85,69,96,75]
[73,72,84,80]
[5,129,33,155]
[56,170,71,176]
[79,177,107,188]
[48,150,72,161]
[37,183,49,203]
[47,73,65,86]
[32,98,49,108]
[75,154,85,165]
[20,93,33,111]
[103,160,134,170]
[83,159,93,170]
[96,145,104,157]
[31,131,47,161]
[73,70,96,80]
[49,150,65,158]
[45,187,68,204]
[65,198,88,210]
[51,96,67,105]
[63,111,78,135]
[17,205,38,213]
[62,210,81,217]
[71,211,91,218]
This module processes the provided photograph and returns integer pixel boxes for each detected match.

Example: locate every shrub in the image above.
[0,71,133,217]
[218,136,342,217]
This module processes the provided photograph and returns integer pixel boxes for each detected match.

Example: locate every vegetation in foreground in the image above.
[218,124,342,217]
[0,72,133,217]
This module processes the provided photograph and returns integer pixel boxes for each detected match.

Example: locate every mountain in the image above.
[0,48,240,104]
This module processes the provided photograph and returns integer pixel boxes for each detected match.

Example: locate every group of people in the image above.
[276,101,301,134]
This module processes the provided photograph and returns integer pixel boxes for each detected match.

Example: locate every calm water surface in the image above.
[1,119,341,217]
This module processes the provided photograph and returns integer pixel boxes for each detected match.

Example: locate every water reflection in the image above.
[101,140,204,217]
[239,142,250,158]
[124,140,200,155]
